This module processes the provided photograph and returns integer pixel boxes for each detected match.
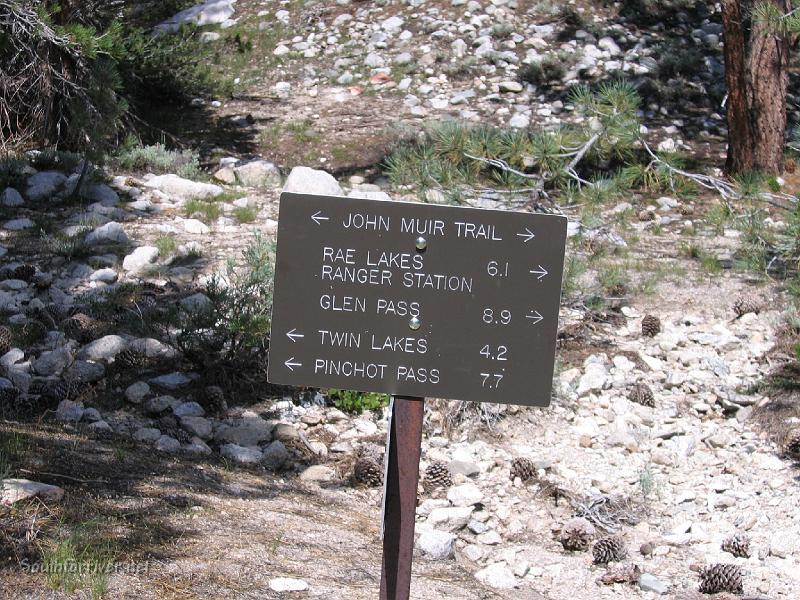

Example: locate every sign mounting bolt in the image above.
[415,236,427,251]
[409,317,421,330]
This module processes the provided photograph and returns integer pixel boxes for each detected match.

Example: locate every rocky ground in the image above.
[2,0,800,599]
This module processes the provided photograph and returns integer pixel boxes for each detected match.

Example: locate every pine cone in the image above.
[732,296,760,318]
[12,264,36,282]
[61,313,104,343]
[353,457,383,487]
[115,348,148,370]
[0,326,12,356]
[699,564,743,594]
[721,532,751,558]
[157,415,191,444]
[423,460,453,492]
[629,383,655,407]
[201,385,227,416]
[641,315,661,337]
[637,209,655,222]
[560,517,596,551]
[510,456,537,482]
[593,536,628,565]
[784,428,800,458]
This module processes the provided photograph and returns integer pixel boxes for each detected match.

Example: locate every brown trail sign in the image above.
[267,192,567,599]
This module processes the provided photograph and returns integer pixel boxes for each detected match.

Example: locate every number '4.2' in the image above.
[480,345,508,360]
[480,373,504,389]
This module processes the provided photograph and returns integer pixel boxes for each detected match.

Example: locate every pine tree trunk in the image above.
[722,0,790,175]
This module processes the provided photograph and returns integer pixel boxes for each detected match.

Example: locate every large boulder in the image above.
[283,166,343,196]
[26,171,67,201]
[122,246,159,274]
[156,0,236,33]
[234,160,281,187]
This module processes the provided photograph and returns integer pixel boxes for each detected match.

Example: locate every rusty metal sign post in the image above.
[267,192,567,599]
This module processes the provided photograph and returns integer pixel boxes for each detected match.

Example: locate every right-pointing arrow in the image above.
[526,310,544,325]
[285,357,302,371]
[529,265,548,280]
[286,328,305,343]
[516,227,536,242]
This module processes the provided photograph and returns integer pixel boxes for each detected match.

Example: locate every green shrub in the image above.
[519,56,567,88]
[166,234,274,368]
[185,199,222,223]
[328,389,390,413]
[112,141,201,178]
[233,205,258,224]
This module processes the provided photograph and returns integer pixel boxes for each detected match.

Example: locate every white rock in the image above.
[447,483,483,507]
[221,443,263,464]
[417,529,456,559]
[475,562,517,590]
[156,0,236,33]
[78,335,127,361]
[234,160,281,187]
[89,268,118,283]
[499,81,523,93]
[144,174,222,201]
[427,506,474,532]
[85,222,129,245]
[509,113,530,128]
[183,219,210,234]
[122,246,159,273]
[299,464,336,482]
[283,166,343,196]
[1,479,64,505]
[269,578,309,592]
[577,363,609,396]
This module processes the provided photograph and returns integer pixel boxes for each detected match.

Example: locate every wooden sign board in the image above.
[267,192,567,406]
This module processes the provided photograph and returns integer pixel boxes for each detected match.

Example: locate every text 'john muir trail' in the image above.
[341,213,504,241]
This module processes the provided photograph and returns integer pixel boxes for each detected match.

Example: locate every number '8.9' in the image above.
[483,308,511,325]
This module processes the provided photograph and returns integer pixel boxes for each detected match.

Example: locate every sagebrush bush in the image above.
[328,389,389,413]
[112,141,201,178]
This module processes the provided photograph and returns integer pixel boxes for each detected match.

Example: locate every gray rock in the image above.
[1,188,24,207]
[216,417,274,446]
[77,335,127,361]
[155,435,181,453]
[125,381,150,404]
[32,348,72,376]
[185,438,212,454]
[474,562,516,590]
[143,395,180,414]
[83,183,118,206]
[87,420,112,432]
[262,440,290,470]
[55,400,84,422]
[272,423,299,442]
[180,293,212,313]
[1,479,64,505]
[149,372,193,390]
[417,528,456,559]
[508,113,530,128]
[182,219,210,234]
[3,218,35,231]
[65,360,105,383]
[180,416,212,439]
[174,401,205,418]
[638,573,669,595]
[499,81,523,93]
[26,171,67,201]
[144,174,222,201]
[85,222,129,245]
[122,246,159,273]
[427,506,474,532]
[134,427,162,443]
[82,407,101,422]
[283,166,343,196]
[447,483,483,507]
[577,363,609,396]
[449,459,480,477]
[234,160,281,187]
[220,443,263,464]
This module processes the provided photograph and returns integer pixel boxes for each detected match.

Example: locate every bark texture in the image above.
[722,0,791,175]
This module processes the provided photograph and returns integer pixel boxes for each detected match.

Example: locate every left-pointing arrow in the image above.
[285,358,302,371]
[286,328,304,343]
[311,211,329,225]
[529,265,548,280]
